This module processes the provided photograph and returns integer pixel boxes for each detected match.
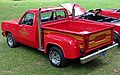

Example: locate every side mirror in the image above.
[19,21,23,27]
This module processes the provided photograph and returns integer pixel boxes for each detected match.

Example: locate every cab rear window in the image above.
[41,10,67,23]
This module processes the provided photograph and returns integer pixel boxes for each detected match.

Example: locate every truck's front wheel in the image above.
[48,46,69,68]
[7,33,18,48]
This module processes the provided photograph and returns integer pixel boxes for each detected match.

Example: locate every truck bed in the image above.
[42,21,112,35]
[42,20,113,53]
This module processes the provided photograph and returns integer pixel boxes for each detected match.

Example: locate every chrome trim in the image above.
[80,43,118,64]
[72,4,75,21]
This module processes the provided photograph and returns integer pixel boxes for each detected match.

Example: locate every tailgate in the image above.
[85,28,113,53]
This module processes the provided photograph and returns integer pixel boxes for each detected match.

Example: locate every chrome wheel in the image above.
[49,51,61,66]
[7,35,14,47]
[48,46,69,67]
[6,33,18,48]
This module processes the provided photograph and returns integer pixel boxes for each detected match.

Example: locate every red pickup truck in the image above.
[1,7,118,67]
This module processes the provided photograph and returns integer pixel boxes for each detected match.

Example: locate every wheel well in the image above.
[5,31,11,36]
[46,43,63,54]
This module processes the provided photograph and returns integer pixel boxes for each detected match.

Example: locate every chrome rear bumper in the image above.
[80,43,118,64]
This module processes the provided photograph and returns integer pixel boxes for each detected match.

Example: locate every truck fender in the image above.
[44,33,81,59]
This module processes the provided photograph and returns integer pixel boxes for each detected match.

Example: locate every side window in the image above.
[41,11,56,23]
[41,12,52,22]
[41,10,67,23]
[56,10,66,20]
[20,13,34,26]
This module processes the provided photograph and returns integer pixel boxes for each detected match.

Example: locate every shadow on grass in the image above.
[18,44,109,72]
[18,44,47,58]
[70,58,108,68]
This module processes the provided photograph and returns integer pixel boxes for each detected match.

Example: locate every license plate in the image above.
[99,52,106,57]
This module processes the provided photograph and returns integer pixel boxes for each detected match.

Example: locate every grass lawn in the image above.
[0,0,120,75]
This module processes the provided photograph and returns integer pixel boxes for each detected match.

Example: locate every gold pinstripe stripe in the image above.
[44,30,83,48]
[89,30,111,41]
[89,36,111,48]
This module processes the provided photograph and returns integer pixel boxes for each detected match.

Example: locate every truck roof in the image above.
[27,7,66,12]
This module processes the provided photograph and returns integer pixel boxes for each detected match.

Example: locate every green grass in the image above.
[0,0,120,75]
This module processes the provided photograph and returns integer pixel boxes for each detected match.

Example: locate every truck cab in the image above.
[1,6,118,67]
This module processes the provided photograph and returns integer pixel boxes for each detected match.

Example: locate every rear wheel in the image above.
[113,32,120,46]
[48,46,69,68]
[7,33,18,48]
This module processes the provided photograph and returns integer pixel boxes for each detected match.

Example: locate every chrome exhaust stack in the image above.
[38,8,44,51]
[72,4,75,21]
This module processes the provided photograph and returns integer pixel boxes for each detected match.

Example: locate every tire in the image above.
[6,33,18,48]
[48,46,69,68]
[113,32,120,46]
